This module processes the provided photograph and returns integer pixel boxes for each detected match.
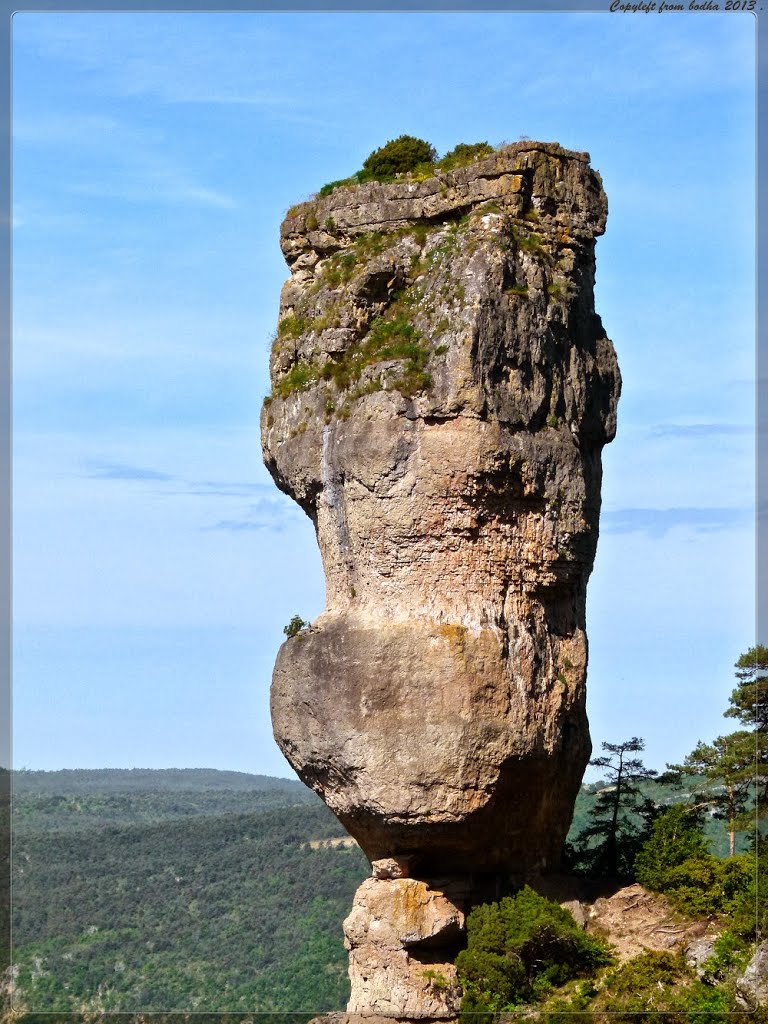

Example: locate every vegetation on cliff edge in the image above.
[314,137,497,197]
[8,649,765,1017]
[462,646,766,1017]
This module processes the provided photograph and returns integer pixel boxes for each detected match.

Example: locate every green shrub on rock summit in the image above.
[283,615,308,638]
[360,135,437,182]
[317,138,501,195]
[437,141,494,170]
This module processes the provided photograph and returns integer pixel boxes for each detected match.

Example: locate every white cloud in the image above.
[601,506,752,537]
[14,14,300,109]
[13,110,237,210]
[70,176,236,210]
[12,312,270,379]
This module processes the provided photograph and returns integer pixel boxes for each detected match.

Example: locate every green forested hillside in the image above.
[12,768,318,831]
[13,768,314,794]
[8,768,754,1016]
[11,770,368,1013]
[570,776,754,859]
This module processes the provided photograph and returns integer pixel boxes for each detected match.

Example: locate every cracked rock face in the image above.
[262,141,619,1016]
[343,876,464,1017]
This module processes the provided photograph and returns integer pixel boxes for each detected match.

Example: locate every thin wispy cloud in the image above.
[204,500,302,533]
[61,134,238,209]
[79,459,300,532]
[14,15,301,112]
[180,481,275,498]
[71,179,236,210]
[11,201,91,234]
[14,110,238,211]
[601,507,752,538]
[83,462,274,497]
[516,19,752,106]
[199,482,305,532]
[206,518,277,533]
[13,318,264,377]
[86,461,175,482]
[160,481,285,501]
[651,423,754,440]
[13,112,129,147]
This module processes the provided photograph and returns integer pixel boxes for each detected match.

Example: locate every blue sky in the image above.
[11,11,756,781]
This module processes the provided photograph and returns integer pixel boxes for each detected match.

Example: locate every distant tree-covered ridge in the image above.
[12,766,316,794]
[11,773,368,1013]
[12,768,320,832]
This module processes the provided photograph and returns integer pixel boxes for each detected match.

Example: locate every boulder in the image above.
[735,940,768,1010]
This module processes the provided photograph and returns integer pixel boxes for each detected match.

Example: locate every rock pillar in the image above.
[262,141,620,1016]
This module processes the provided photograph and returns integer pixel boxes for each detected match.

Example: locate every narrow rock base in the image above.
[343,875,464,1018]
[311,1017,458,1024]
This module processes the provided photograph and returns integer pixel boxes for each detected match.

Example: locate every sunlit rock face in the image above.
[262,141,620,1017]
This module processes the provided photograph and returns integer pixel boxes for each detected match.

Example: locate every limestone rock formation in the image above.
[344,875,464,1017]
[735,940,768,1010]
[261,141,620,1015]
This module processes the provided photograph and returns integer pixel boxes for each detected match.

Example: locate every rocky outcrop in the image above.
[344,872,463,1018]
[528,877,716,964]
[735,941,768,1010]
[262,141,620,1016]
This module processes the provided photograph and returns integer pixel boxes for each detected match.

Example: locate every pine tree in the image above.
[728,646,767,812]
[672,733,754,856]
[667,647,767,853]
[569,738,657,878]
[730,645,768,731]
[634,803,709,891]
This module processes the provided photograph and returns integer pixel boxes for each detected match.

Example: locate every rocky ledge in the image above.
[262,141,620,1017]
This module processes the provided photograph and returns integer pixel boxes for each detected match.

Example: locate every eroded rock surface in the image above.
[262,141,620,1015]
[735,940,768,1010]
[344,876,463,1017]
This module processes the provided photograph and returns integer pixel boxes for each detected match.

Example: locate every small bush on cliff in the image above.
[273,362,319,399]
[437,141,494,170]
[318,175,359,196]
[456,886,613,1014]
[315,310,432,398]
[359,135,437,182]
[283,615,307,638]
[318,139,498,195]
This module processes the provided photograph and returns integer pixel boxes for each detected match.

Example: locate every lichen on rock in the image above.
[262,140,620,1017]
[343,877,464,1017]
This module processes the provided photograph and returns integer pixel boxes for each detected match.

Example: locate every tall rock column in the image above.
[261,142,620,1017]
